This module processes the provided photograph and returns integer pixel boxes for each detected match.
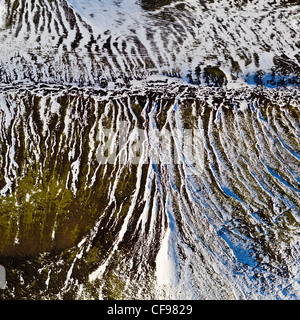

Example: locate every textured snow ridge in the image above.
[0,0,299,85]
[0,84,299,300]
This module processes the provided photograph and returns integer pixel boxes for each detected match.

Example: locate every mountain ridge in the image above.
[0,0,299,86]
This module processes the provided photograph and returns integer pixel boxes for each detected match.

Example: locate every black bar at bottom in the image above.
[0,299,297,318]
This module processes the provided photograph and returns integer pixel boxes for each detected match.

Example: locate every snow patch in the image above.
[0,1,5,29]
[155,228,176,287]
[67,0,143,34]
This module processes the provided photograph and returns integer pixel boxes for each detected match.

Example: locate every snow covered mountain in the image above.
[0,0,299,86]
[0,0,299,300]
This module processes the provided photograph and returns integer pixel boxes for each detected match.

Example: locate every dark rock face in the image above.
[203,66,228,87]
[139,0,176,11]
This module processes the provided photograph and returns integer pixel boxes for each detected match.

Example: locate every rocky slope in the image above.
[0,83,299,299]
